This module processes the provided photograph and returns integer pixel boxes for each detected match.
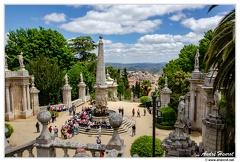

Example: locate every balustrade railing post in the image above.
[27,147,35,157]
[62,148,69,157]
[35,110,55,157]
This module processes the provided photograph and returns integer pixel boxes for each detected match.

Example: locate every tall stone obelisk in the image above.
[94,36,108,116]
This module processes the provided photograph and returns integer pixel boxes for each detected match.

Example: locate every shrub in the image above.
[160,107,177,125]
[140,96,151,106]
[130,135,164,157]
[49,110,59,117]
[5,123,14,139]
[156,123,174,130]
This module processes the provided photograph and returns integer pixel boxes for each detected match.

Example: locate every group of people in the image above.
[59,106,112,139]
[195,144,205,157]
[118,107,124,116]
[132,108,145,117]
[47,104,68,112]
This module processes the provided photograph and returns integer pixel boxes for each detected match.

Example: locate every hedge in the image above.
[130,135,164,157]
[5,123,14,139]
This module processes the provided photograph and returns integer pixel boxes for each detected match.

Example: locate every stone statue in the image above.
[80,73,83,83]
[194,49,200,69]
[31,76,35,87]
[18,52,24,67]
[165,76,168,87]
[64,74,68,85]
[176,96,185,124]
[214,90,221,105]
[5,54,9,66]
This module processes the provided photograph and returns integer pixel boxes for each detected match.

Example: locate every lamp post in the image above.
[152,96,161,157]
[152,95,157,157]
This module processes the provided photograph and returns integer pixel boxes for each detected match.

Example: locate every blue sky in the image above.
[3,2,236,64]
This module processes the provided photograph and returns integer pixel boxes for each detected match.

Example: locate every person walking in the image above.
[132,108,135,116]
[96,136,101,144]
[53,126,58,137]
[49,125,52,133]
[188,123,192,134]
[137,109,140,117]
[74,122,79,135]
[132,124,136,137]
[35,121,40,133]
[97,126,102,137]
[121,107,124,117]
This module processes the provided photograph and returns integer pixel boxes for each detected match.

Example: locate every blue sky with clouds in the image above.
[4,3,235,64]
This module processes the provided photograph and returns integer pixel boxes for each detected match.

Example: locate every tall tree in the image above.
[205,6,235,153]
[67,62,96,100]
[26,55,65,105]
[204,7,235,108]
[5,27,75,71]
[68,36,98,62]
[141,80,151,96]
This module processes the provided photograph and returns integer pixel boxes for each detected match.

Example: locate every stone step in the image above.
[78,115,135,136]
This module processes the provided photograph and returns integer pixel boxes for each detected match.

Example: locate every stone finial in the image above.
[36,110,53,144]
[37,110,51,125]
[109,112,123,129]
[99,35,103,39]
[106,113,123,151]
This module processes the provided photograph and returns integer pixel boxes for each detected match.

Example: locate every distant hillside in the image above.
[105,62,167,75]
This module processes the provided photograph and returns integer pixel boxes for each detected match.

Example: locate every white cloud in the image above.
[181,15,223,33]
[169,12,186,21]
[43,13,67,24]
[59,4,204,35]
[102,31,205,63]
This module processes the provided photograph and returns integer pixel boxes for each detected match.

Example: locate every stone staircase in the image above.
[78,115,135,136]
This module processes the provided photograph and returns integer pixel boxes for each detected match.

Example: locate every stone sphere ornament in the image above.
[109,112,123,129]
[37,110,51,124]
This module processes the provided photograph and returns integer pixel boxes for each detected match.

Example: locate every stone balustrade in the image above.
[5,107,124,158]
[5,140,36,157]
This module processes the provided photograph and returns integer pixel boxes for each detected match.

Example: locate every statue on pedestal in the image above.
[18,52,24,67]
[176,96,185,124]
[64,74,68,85]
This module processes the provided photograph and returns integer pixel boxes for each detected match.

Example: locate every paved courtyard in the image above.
[6,101,202,157]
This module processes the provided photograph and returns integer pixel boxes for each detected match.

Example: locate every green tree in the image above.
[26,55,65,105]
[205,7,235,109]
[198,30,214,71]
[205,6,235,153]
[67,62,96,100]
[141,80,151,96]
[68,36,98,62]
[130,135,164,157]
[5,27,75,71]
